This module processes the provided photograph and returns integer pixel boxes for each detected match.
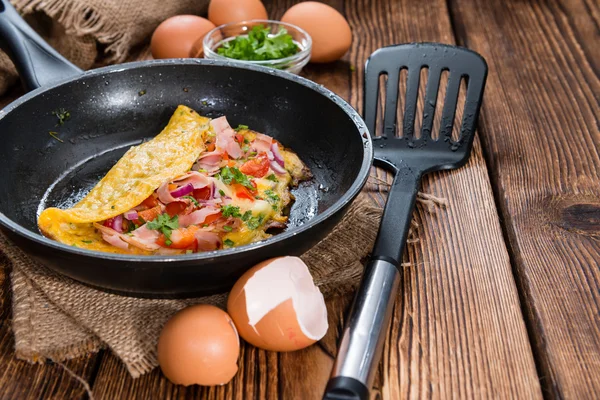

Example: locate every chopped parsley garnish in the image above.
[219,189,226,197]
[81,240,93,244]
[224,239,235,247]
[146,214,179,240]
[242,145,250,152]
[216,166,254,190]
[235,124,249,131]
[52,108,71,126]
[264,189,280,203]
[217,25,299,62]
[223,225,233,232]
[246,214,265,230]
[266,174,278,182]
[241,210,252,221]
[221,205,242,218]
[182,195,200,207]
[48,131,63,143]
[244,138,250,144]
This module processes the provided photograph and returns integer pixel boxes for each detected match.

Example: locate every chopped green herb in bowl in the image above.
[217,25,299,61]
[203,20,312,74]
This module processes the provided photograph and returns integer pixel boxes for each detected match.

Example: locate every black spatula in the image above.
[323,43,488,399]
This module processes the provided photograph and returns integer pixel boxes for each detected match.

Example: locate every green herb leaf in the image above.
[146,214,179,240]
[266,174,278,182]
[81,240,93,244]
[217,166,254,190]
[224,239,235,247]
[219,189,226,196]
[264,189,280,203]
[48,131,64,143]
[165,239,173,246]
[182,195,200,207]
[241,210,252,221]
[221,205,242,218]
[52,108,71,126]
[217,25,299,62]
[235,124,249,131]
[246,214,265,230]
[223,225,233,232]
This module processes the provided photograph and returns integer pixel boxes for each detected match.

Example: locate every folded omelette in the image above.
[38,105,311,255]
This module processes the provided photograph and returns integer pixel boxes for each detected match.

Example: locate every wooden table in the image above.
[1,0,598,398]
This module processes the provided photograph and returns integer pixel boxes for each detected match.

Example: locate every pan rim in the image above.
[0,58,373,263]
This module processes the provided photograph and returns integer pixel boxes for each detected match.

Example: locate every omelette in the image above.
[38,105,311,255]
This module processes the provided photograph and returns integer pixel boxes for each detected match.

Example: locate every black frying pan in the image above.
[0,1,372,297]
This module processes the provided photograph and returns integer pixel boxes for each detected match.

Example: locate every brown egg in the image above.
[151,16,216,59]
[158,304,239,386]
[227,257,328,352]
[282,2,352,63]
[208,0,268,26]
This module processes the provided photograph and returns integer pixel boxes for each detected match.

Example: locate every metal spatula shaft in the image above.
[324,43,488,400]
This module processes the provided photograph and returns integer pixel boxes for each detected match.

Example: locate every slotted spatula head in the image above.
[364,43,487,174]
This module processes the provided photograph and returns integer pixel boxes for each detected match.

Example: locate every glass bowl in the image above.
[202,20,312,74]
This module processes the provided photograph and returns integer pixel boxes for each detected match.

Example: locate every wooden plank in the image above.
[0,263,99,400]
[340,0,543,398]
[447,0,600,397]
[93,0,541,398]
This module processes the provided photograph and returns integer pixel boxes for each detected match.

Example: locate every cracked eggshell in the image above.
[227,256,328,352]
[158,304,239,386]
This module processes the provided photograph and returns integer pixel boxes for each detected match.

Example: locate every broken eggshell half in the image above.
[227,256,328,352]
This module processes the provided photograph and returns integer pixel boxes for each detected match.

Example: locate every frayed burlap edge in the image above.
[14,0,129,62]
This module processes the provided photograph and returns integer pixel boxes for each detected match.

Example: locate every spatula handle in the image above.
[324,170,420,399]
[324,259,401,399]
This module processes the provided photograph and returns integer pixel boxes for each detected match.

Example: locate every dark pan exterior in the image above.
[0,60,372,297]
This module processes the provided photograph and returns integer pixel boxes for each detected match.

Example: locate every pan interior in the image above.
[0,64,366,239]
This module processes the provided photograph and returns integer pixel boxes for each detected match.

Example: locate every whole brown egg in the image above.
[208,0,268,26]
[158,304,240,386]
[151,16,216,59]
[282,2,352,63]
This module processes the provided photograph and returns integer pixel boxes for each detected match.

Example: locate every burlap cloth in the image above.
[4,195,380,378]
[2,189,448,379]
[0,0,450,382]
[0,0,210,95]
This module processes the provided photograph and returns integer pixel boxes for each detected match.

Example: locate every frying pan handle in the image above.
[324,171,420,399]
[0,0,82,91]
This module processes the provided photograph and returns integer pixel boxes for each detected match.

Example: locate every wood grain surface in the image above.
[0,0,596,398]
[448,0,600,397]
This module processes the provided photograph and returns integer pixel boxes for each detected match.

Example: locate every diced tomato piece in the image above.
[234,184,255,200]
[207,143,216,152]
[228,160,236,167]
[203,212,222,225]
[156,226,199,249]
[239,152,269,178]
[235,133,244,143]
[137,206,161,222]
[165,201,187,217]
[103,218,115,227]
[141,194,159,209]
[193,187,211,201]
[222,152,229,161]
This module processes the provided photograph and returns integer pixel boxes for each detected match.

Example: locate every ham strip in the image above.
[194,230,222,251]
[178,207,221,227]
[94,223,161,252]
[212,116,243,159]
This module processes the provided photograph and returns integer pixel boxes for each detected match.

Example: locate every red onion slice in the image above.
[112,214,124,233]
[124,210,139,221]
[170,183,194,198]
[271,142,285,167]
[270,160,287,175]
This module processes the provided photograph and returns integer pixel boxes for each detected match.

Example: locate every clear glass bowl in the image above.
[202,20,312,74]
